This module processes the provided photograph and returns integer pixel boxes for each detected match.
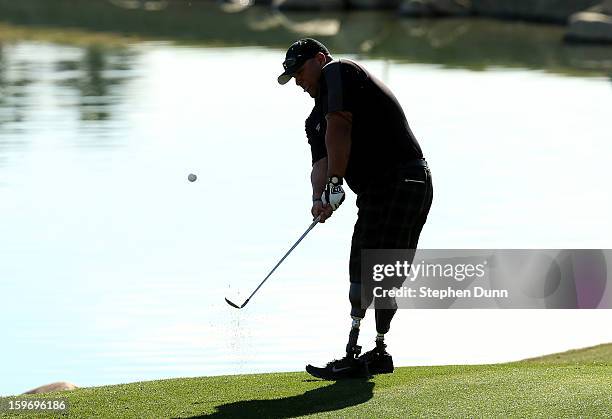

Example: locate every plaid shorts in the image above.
[349,164,433,283]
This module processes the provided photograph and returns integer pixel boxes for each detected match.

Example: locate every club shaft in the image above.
[243,216,321,304]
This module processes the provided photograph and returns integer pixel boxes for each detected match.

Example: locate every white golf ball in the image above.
[188,173,197,182]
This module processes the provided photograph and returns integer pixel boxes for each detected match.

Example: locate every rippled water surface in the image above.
[1,1,612,396]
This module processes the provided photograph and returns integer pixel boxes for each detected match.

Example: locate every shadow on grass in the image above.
[186,378,374,418]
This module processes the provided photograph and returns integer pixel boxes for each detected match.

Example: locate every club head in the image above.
[225,297,242,309]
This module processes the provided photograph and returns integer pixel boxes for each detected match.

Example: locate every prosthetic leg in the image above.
[304,284,370,380]
[347,283,367,357]
[305,283,395,379]
[350,282,395,374]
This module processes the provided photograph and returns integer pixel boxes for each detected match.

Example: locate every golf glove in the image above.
[322,176,345,211]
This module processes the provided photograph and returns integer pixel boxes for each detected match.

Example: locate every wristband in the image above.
[313,197,322,202]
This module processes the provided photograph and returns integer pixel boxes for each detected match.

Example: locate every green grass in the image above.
[2,343,610,418]
[520,342,612,365]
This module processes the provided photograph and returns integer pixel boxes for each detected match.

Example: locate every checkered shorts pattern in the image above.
[349,165,433,283]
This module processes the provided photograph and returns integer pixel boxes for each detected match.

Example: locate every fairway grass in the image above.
[2,343,610,418]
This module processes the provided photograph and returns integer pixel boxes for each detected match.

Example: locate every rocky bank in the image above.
[265,0,612,43]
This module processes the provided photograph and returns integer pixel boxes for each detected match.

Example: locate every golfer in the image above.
[278,38,433,379]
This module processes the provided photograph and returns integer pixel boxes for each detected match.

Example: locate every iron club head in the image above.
[224,297,241,309]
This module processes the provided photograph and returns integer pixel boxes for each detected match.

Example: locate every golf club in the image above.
[225,215,322,309]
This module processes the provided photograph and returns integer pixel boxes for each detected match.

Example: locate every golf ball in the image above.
[188,173,197,182]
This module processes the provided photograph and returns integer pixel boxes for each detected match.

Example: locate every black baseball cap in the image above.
[277,38,330,85]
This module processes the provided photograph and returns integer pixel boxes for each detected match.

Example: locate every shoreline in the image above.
[0,343,609,417]
[3,342,610,397]
[257,0,612,44]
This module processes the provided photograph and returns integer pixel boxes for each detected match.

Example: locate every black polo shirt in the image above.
[305,59,423,194]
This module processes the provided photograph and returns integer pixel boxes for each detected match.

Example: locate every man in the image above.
[278,38,433,380]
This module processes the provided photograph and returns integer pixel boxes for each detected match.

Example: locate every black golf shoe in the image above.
[306,355,370,380]
[358,342,394,374]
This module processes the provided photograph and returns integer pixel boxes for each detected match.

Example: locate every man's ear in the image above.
[317,52,327,67]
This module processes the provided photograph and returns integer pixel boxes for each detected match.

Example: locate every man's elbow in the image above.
[326,111,352,127]
[312,156,327,169]
[326,112,352,140]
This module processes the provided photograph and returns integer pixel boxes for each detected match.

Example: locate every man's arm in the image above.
[311,157,333,222]
[325,111,352,177]
[311,157,328,199]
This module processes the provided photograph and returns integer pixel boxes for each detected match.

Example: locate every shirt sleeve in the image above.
[309,137,327,165]
[305,108,327,165]
[322,60,360,114]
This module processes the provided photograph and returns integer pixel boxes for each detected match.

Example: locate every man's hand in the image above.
[322,176,345,211]
[312,200,333,223]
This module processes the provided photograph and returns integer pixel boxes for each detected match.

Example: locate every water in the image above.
[1,1,612,396]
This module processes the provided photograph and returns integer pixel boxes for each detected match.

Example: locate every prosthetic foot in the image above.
[358,339,394,374]
[306,317,371,380]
